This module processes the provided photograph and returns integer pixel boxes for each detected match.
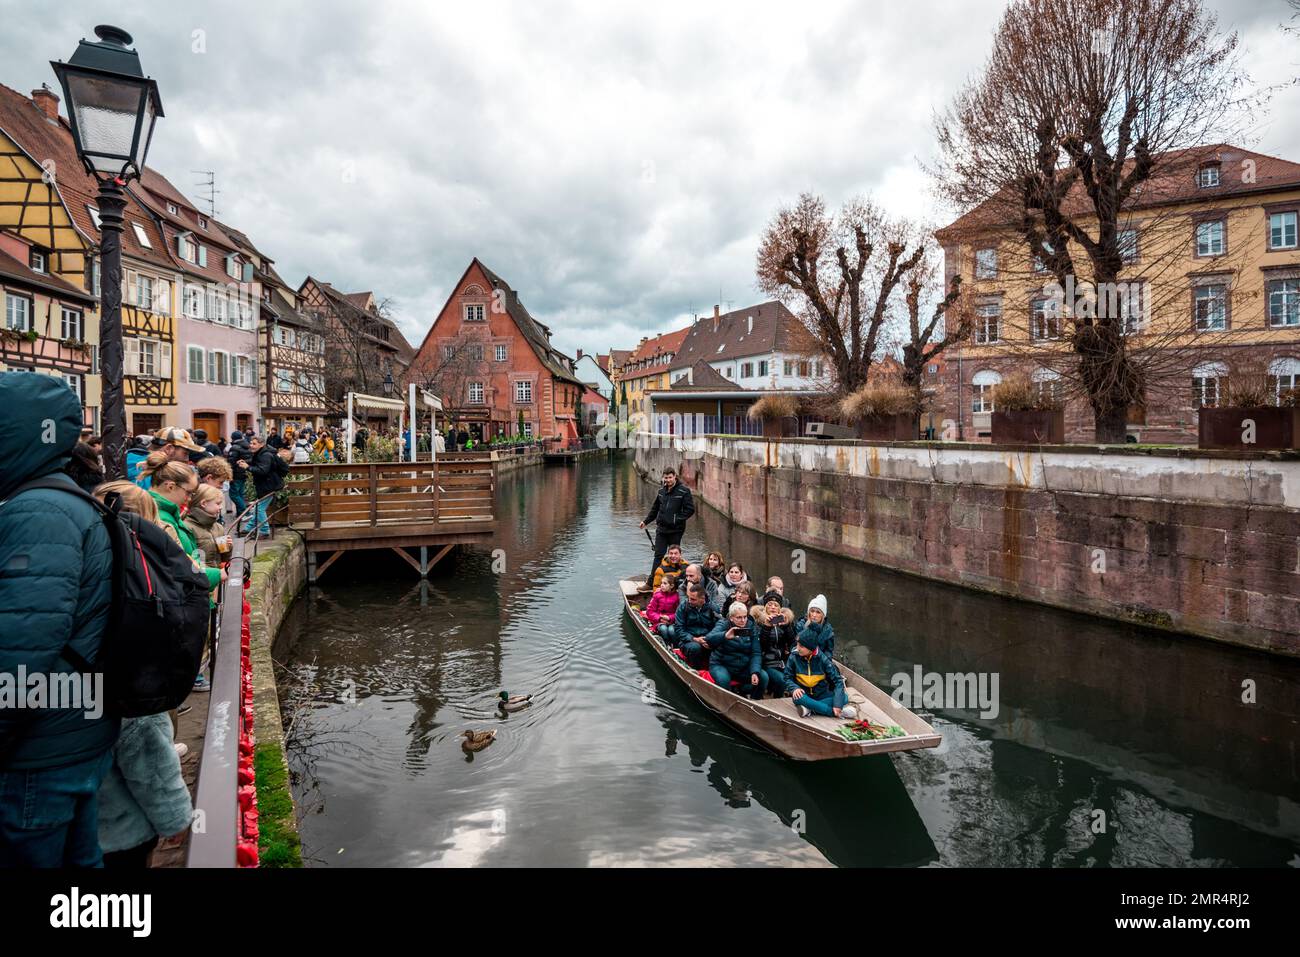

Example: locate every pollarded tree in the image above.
[757,193,961,396]
[932,0,1257,442]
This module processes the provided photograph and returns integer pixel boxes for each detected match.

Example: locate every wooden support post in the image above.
[369,464,378,527]
[307,550,317,584]
[390,546,423,575]
[426,544,454,572]
[315,550,345,581]
[313,467,322,529]
[419,545,428,577]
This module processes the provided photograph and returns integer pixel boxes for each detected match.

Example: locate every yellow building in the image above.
[0,84,178,431]
[620,327,690,428]
[935,145,1300,443]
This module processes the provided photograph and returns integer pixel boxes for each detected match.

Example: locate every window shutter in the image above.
[207,350,216,383]
[197,245,207,268]
[242,262,254,282]
[124,338,140,376]
[159,342,172,379]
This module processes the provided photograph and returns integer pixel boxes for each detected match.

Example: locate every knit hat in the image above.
[807,594,828,616]
[231,429,243,441]
[761,590,784,607]
[797,627,822,652]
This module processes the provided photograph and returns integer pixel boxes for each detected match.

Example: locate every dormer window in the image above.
[29,248,47,273]
[1197,164,1221,188]
[167,203,178,215]
[198,216,208,228]
[131,223,152,249]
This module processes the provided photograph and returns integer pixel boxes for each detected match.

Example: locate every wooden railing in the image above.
[283,458,495,529]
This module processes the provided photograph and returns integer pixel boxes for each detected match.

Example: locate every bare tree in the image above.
[757,193,962,395]
[899,254,971,404]
[932,0,1260,442]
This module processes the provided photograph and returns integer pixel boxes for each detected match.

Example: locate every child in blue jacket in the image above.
[706,602,764,699]
[784,624,857,720]
[97,712,194,867]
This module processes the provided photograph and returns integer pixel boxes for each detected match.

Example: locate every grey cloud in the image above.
[1,0,1295,358]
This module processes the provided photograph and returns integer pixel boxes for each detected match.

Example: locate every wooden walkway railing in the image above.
[281,456,497,581]
[284,458,494,529]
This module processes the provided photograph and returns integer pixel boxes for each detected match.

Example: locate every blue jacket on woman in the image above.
[795,617,836,659]
[0,372,117,770]
[782,649,845,701]
[97,713,193,853]
[705,619,762,677]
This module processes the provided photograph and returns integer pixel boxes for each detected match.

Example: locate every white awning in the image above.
[348,392,407,412]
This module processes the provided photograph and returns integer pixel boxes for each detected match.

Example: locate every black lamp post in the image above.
[51,25,163,479]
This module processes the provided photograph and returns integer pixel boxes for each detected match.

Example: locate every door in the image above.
[192,414,222,439]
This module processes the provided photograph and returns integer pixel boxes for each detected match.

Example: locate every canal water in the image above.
[278,456,1300,867]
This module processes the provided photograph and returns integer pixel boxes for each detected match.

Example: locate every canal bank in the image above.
[247,533,306,867]
[633,435,1299,656]
[275,457,1300,867]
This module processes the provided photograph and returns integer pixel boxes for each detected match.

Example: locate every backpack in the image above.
[10,477,212,718]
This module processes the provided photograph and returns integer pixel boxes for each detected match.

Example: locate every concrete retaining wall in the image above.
[247,531,307,865]
[494,447,543,474]
[634,435,1299,656]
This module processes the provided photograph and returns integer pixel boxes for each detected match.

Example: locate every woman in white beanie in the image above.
[795,594,836,660]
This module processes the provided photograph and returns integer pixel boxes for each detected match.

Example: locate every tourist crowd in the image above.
[0,370,301,869]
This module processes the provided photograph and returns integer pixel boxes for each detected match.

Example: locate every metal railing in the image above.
[187,531,247,868]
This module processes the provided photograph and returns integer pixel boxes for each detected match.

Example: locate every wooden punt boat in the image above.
[620,578,942,761]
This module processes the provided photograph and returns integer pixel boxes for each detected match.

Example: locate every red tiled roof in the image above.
[0,82,172,272]
[628,327,690,365]
[935,144,1300,242]
[0,246,96,303]
[669,300,807,371]
[668,359,742,392]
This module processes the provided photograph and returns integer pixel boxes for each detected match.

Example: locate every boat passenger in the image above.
[702,551,726,586]
[643,574,682,643]
[704,602,764,699]
[753,590,797,697]
[678,563,719,610]
[794,594,835,660]
[715,562,749,610]
[783,624,855,720]
[651,544,689,591]
[673,582,720,666]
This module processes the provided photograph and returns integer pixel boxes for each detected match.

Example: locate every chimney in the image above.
[32,85,59,122]
[712,304,720,332]
[576,348,583,360]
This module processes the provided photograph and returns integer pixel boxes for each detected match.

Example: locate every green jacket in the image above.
[0,372,118,769]
[150,492,222,591]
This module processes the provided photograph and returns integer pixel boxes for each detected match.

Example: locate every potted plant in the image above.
[1198,375,1300,451]
[837,381,920,441]
[746,393,801,438]
[990,374,1066,444]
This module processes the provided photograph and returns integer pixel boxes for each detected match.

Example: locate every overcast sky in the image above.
[1,0,1296,357]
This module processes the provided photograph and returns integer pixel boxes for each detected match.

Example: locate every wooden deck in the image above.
[283,455,497,581]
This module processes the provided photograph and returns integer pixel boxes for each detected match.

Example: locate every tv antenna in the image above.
[191,170,220,218]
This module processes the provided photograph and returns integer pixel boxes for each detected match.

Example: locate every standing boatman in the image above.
[639,467,695,590]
